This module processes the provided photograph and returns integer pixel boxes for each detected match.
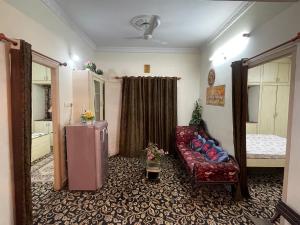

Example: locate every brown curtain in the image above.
[10,40,33,225]
[119,76,177,157]
[231,60,250,199]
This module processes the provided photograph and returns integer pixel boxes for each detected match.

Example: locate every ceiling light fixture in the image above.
[71,54,80,62]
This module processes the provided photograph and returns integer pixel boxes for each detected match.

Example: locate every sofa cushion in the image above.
[205,146,229,162]
[201,139,215,153]
[190,135,206,152]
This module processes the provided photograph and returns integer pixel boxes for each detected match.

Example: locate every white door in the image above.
[274,85,290,137]
[248,66,261,84]
[262,62,278,83]
[93,78,102,121]
[277,63,290,84]
[259,85,277,134]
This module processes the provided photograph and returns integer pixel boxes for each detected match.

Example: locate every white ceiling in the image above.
[52,0,248,50]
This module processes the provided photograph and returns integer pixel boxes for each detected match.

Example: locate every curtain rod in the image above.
[244,32,300,63]
[0,33,67,67]
[32,50,67,67]
[0,33,18,46]
[114,76,181,80]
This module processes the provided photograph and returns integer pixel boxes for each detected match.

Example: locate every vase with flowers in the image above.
[145,143,167,169]
[81,110,95,125]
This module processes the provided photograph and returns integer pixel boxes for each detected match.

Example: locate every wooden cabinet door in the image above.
[277,63,290,83]
[275,85,290,137]
[262,63,278,83]
[259,85,277,134]
[248,66,261,84]
[32,62,46,81]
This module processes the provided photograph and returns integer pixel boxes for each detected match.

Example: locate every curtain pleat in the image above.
[231,60,250,199]
[10,40,33,225]
[119,77,177,157]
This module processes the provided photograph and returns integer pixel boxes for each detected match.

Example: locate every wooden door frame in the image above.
[246,44,297,204]
[32,54,64,190]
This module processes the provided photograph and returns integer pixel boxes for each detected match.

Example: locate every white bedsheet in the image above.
[246,134,286,159]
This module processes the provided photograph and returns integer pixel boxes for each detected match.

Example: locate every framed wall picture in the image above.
[208,69,215,87]
[206,85,225,106]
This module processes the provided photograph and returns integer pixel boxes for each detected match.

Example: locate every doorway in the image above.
[31,62,54,186]
[246,48,297,203]
[32,54,65,191]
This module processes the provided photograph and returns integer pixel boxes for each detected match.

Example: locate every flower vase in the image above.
[86,120,93,125]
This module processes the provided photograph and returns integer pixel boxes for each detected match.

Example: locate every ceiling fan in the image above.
[127,15,167,45]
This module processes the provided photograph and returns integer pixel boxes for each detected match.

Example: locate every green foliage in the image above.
[84,61,103,75]
[189,100,202,127]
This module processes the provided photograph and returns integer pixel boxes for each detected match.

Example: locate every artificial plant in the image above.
[189,100,202,128]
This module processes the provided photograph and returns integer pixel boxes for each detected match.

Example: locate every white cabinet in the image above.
[72,70,105,122]
[247,57,291,137]
[257,85,290,137]
[277,63,291,83]
[32,62,51,84]
[34,120,53,146]
[274,85,290,137]
[262,62,278,83]
[259,86,277,134]
[248,66,261,84]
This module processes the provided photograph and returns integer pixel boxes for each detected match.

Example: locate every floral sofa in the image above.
[176,125,240,189]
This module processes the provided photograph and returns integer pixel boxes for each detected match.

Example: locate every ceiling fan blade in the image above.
[124,36,144,40]
[144,15,160,36]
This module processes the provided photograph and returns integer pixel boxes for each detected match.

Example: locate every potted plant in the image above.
[81,110,95,125]
[84,61,103,75]
[189,100,202,129]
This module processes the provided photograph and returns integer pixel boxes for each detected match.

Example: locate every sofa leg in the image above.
[230,184,236,197]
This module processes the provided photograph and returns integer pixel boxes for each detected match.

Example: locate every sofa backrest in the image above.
[176,120,219,146]
[176,126,196,145]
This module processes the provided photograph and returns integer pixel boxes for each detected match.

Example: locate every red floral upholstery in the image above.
[176,126,196,146]
[176,126,239,183]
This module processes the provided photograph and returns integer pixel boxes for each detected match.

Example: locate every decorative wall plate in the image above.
[208,69,215,87]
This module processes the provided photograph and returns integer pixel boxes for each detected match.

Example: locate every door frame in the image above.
[246,44,297,203]
[32,54,64,190]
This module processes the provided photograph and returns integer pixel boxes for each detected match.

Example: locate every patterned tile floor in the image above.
[32,156,283,225]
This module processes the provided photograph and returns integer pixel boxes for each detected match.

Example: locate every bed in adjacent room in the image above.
[246,134,286,167]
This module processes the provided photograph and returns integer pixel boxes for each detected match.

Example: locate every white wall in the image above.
[199,0,300,216]
[0,1,95,224]
[0,42,14,225]
[95,52,201,156]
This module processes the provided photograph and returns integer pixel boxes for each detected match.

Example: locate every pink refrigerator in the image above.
[66,121,108,191]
